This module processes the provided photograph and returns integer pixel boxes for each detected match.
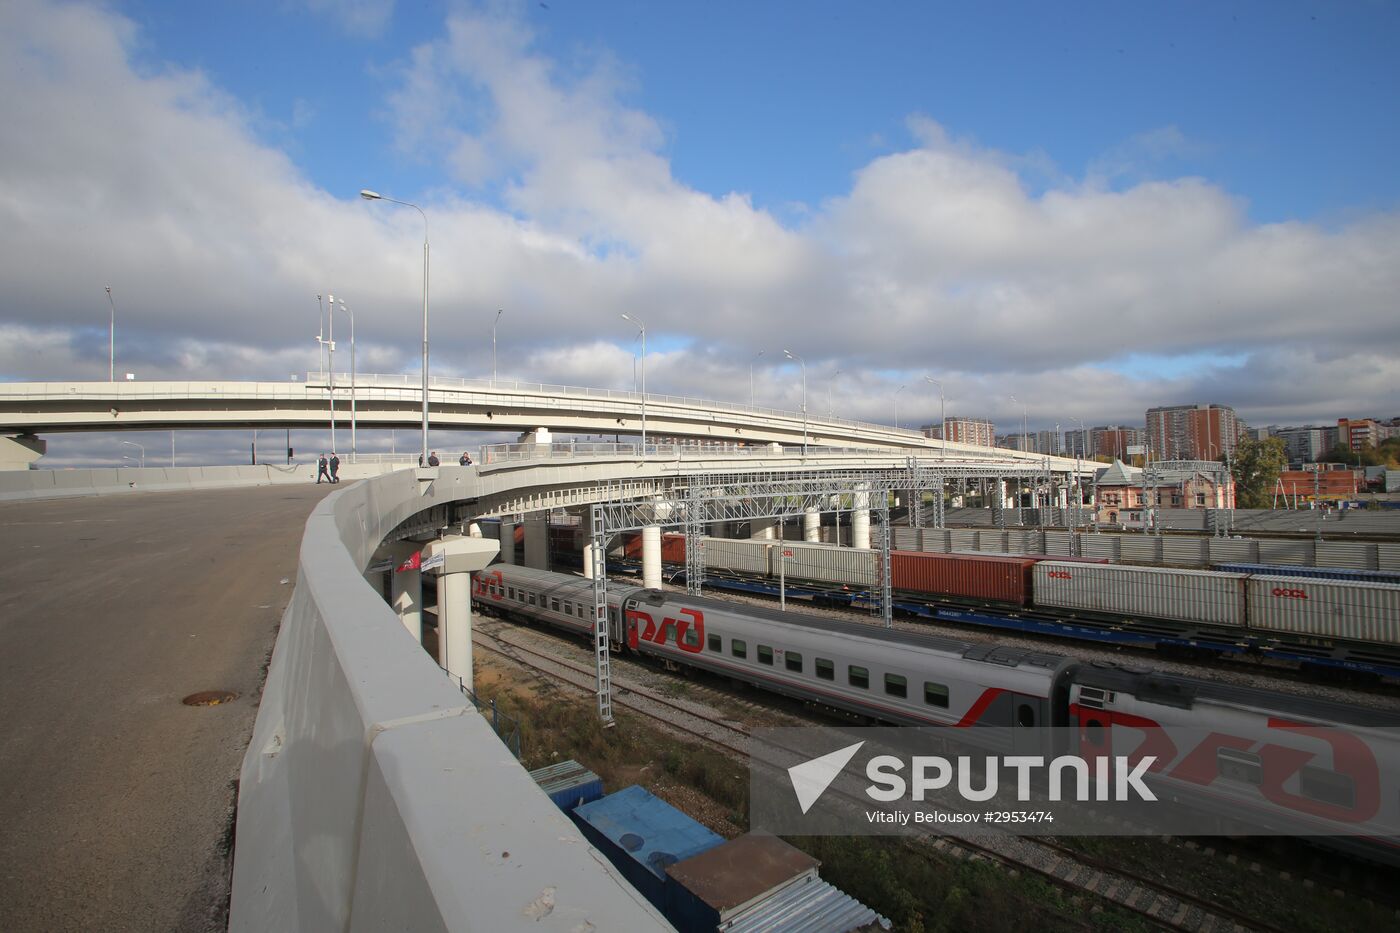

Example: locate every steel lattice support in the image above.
[876,504,893,628]
[589,505,613,724]
[684,480,706,595]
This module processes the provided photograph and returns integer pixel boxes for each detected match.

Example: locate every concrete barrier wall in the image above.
[0,462,406,501]
[230,469,670,932]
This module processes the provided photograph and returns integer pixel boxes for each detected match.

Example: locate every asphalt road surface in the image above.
[0,483,335,933]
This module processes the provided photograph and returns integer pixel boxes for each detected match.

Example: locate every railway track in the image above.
[472,617,1296,933]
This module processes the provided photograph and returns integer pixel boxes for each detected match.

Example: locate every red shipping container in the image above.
[621,531,689,563]
[890,551,1041,607]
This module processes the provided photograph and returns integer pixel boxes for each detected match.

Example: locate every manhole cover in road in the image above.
[182,690,239,707]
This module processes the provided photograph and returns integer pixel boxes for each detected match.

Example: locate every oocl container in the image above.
[1033,562,1247,628]
[1245,576,1400,646]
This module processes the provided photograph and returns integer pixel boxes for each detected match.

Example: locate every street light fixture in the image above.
[621,313,647,455]
[106,286,116,382]
[894,384,907,430]
[782,349,807,455]
[923,375,945,459]
[121,440,144,468]
[749,349,764,408]
[492,309,503,386]
[360,188,430,466]
[326,292,337,453]
[338,299,357,462]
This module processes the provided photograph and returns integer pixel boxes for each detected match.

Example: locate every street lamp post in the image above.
[121,440,144,468]
[316,294,326,377]
[492,309,503,386]
[894,384,907,430]
[106,286,116,382]
[828,369,842,419]
[338,299,356,462]
[326,293,336,453]
[782,350,807,454]
[749,349,764,408]
[621,313,647,455]
[361,189,430,466]
[1010,395,1028,452]
[1071,416,1086,524]
[924,376,945,459]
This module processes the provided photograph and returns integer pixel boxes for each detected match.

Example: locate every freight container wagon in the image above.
[695,537,771,575]
[1032,562,1248,629]
[1245,576,1400,647]
[890,551,1041,607]
[766,539,876,586]
[619,531,689,564]
[1214,563,1400,586]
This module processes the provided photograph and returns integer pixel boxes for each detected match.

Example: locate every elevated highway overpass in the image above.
[0,374,1073,467]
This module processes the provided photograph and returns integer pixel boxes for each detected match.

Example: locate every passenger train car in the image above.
[473,564,1400,864]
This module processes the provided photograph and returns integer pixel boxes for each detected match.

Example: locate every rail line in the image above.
[472,616,1293,933]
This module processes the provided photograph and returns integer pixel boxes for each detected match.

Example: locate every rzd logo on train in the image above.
[626,607,705,653]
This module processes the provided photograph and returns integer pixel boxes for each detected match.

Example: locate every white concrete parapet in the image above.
[229,470,669,932]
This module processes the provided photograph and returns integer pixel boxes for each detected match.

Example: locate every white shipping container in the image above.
[771,540,876,586]
[1245,577,1400,646]
[1033,562,1247,628]
[699,537,771,575]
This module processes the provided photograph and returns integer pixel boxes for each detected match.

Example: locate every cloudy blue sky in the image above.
[3,0,1398,465]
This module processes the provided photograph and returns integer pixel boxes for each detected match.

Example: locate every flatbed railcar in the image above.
[472,564,1400,866]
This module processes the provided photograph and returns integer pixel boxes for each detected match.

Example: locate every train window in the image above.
[707,634,721,653]
[563,602,573,616]
[848,666,869,690]
[550,598,560,612]
[786,651,803,673]
[732,639,747,659]
[682,627,701,648]
[1016,704,1035,728]
[924,682,949,708]
[507,587,516,600]
[816,658,834,681]
[1217,748,1262,785]
[885,674,907,698]
[1300,767,1354,808]
[757,645,774,666]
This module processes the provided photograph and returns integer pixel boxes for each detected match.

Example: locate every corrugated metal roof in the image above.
[572,785,724,880]
[719,875,890,933]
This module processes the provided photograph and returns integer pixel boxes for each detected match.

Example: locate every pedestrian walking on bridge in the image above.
[329,453,341,483]
[316,454,330,484]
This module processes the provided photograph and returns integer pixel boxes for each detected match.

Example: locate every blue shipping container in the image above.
[527,760,605,812]
[571,785,725,913]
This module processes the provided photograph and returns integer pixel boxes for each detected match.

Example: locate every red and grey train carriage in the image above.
[474,564,1400,862]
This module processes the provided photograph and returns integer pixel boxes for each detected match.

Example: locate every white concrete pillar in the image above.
[391,544,423,644]
[750,517,775,540]
[467,522,483,538]
[641,525,662,590]
[437,569,473,690]
[803,508,820,543]
[582,541,596,580]
[499,520,516,564]
[524,512,549,570]
[852,485,871,550]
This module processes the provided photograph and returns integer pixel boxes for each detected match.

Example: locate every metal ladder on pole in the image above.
[589,504,613,724]
[877,505,893,628]
[685,481,705,596]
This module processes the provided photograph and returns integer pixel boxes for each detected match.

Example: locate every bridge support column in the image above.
[582,541,596,580]
[499,520,516,564]
[852,484,871,550]
[0,434,45,470]
[641,525,662,590]
[750,517,775,540]
[427,536,500,693]
[390,543,423,644]
[524,512,549,570]
[803,508,820,543]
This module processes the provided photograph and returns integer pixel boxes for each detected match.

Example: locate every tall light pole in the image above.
[783,349,807,454]
[120,440,144,468]
[1072,416,1086,521]
[338,299,357,462]
[749,349,764,408]
[105,286,116,382]
[492,309,503,386]
[316,294,326,376]
[326,292,336,453]
[621,313,647,455]
[924,375,945,459]
[894,384,907,430]
[828,369,842,419]
[361,189,429,465]
[1010,395,1028,452]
